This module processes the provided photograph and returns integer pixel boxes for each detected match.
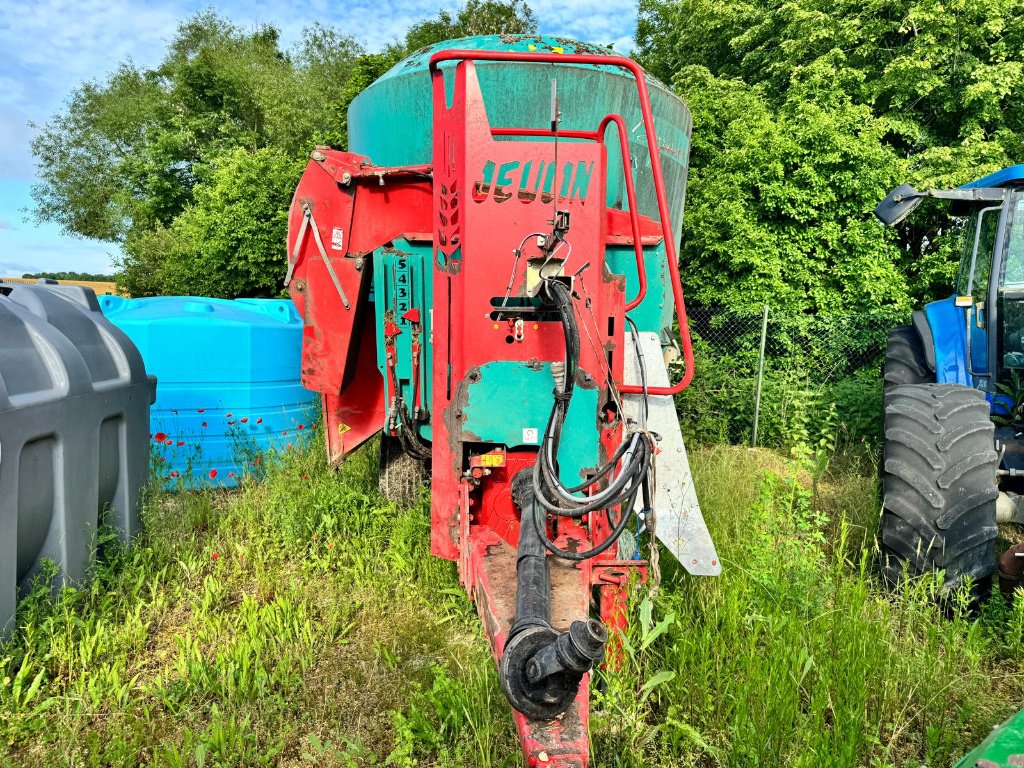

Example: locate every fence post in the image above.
[751,304,769,448]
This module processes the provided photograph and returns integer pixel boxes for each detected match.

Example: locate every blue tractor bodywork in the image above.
[923,295,972,386]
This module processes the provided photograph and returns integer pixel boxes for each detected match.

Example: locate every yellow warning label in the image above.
[479,453,505,467]
[337,422,352,435]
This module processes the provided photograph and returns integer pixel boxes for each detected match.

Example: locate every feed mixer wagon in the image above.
[285,35,719,766]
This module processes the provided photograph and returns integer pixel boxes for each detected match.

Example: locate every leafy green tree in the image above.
[119,148,303,298]
[30,12,362,296]
[676,66,912,314]
[405,0,538,51]
[637,0,1024,313]
[31,3,538,298]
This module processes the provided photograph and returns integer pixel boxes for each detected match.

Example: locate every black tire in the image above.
[884,326,931,388]
[880,383,999,594]
[378,436,428,506]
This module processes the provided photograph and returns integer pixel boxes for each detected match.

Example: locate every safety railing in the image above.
[429,50,695,393]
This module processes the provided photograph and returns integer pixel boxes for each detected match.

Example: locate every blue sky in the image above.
[0,0,637,277]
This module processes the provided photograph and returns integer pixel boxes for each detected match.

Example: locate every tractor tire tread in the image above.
[880,383,998,594]
[884,326,931,388]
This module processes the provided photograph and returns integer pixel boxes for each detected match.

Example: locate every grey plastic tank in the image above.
[0,281,155,636]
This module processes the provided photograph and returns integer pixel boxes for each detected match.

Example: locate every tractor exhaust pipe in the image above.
[499,470,607,719]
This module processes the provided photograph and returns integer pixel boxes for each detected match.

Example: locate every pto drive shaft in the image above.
[499,471,607,719]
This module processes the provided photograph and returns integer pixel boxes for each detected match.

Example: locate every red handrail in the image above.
[598,113,647,312]
[430,50,693,393]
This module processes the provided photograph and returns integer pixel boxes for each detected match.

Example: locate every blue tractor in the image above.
[875,166,1024,594]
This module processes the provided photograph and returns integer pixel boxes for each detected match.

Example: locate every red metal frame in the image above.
[289,51,689,768]
[429,49,695,394]
[429,60,655,767]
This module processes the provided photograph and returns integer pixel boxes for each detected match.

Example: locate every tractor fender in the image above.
[923,295,970,386]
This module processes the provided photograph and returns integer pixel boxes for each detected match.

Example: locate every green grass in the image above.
[1,441,1023,767]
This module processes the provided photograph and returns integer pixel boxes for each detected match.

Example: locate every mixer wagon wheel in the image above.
[880,383,999,596]
[884,326,931,388]
[378,436,428,506]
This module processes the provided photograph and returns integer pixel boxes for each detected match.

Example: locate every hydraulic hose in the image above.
[529,277,654,560]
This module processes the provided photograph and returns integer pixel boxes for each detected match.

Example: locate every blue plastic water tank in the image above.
[99,296,318,488]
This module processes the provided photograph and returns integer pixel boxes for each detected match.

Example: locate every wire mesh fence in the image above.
[672,304,905,450]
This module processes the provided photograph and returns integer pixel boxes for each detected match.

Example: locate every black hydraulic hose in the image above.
[531,475,646,561]
[534,281,648,510]
[528,276,653,560]
[396,397,432,460]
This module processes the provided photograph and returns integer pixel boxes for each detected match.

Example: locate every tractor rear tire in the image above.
[884,326,931,388]
[880,383,999,595]
[378,436,428,506]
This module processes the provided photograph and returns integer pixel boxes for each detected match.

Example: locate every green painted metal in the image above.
[348,34,690,339]
[606,241,674,337]
[372,238,434,440]
[952,708,1024,767]
[463,361,599,484]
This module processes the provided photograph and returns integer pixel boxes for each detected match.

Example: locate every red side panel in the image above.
[320,320,386,466]
[288,151,432,464]
[288,157,362,396]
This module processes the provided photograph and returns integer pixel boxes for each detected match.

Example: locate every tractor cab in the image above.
[873,167,1024,598]
[878,165,1024,398]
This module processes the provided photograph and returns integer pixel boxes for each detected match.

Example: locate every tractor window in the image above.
[966,206,1001,299]
[1001,193,1024,371]
[1002,194,1024,286]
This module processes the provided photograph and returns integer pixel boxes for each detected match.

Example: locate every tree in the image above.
[675,66,912,314]
[30,11,363,296]
[405,0,538,51]
[21,271,115,281]
[636,0,1024,313]
[30,3,538,298]
[119,148,303,298]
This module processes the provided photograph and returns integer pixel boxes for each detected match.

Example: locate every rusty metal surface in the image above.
[473,533,591,767]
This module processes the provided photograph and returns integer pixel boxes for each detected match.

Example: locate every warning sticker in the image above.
[338,422,352,435]
[331,227,345,250]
